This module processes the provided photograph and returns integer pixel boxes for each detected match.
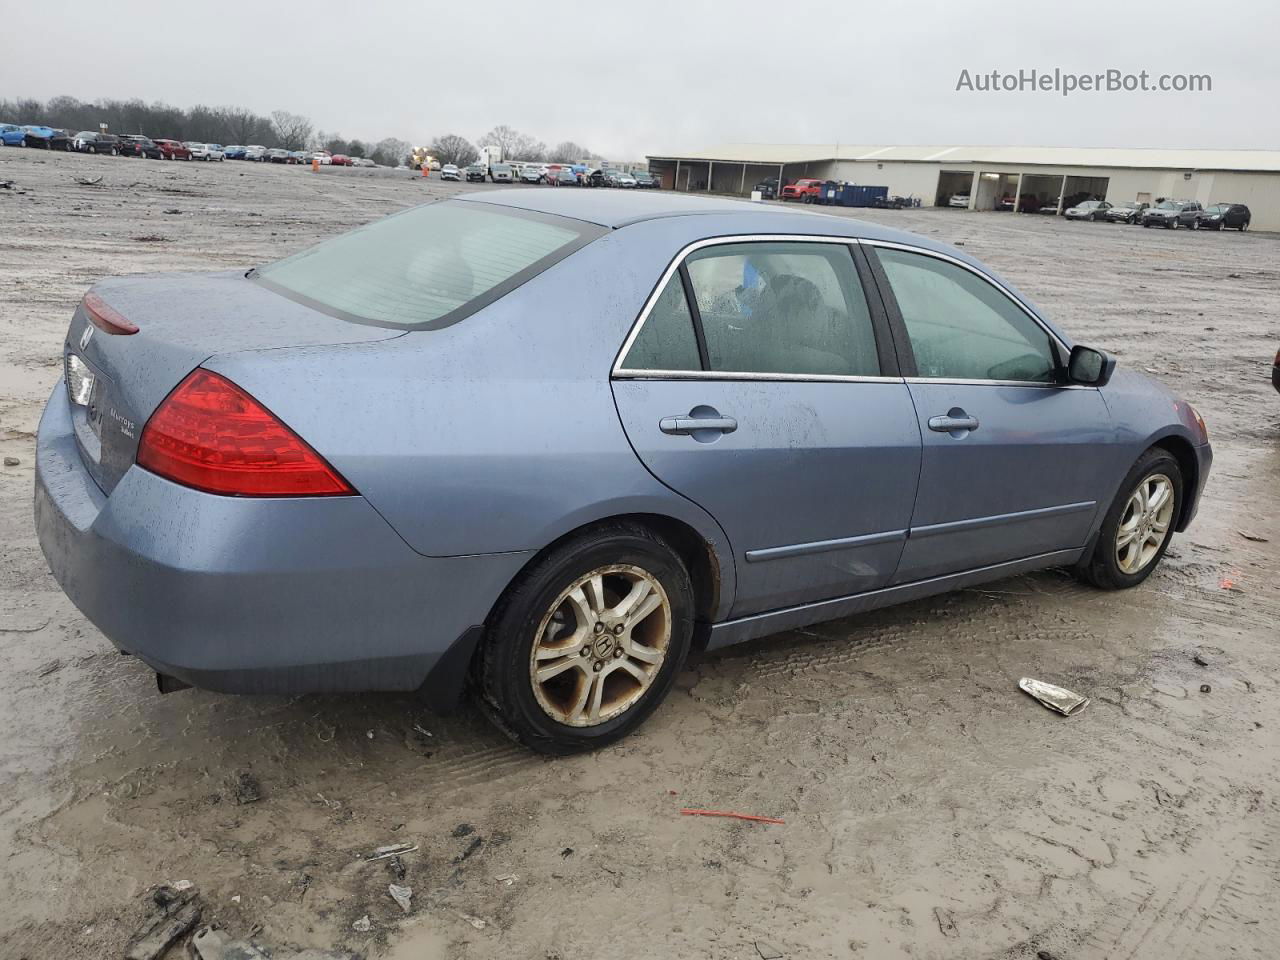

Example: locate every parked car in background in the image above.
[1105,200,1149,224]
[311,152,332,165]
[465,164,487,182]
[23,126,72,150]
[520,166,543,183]
[753,177,779,199]
[1142,200,1202,229]
[633,170,658,188]
[186,143,214,160]
[284,151,304,164]
[245,145,267,161]
[1,123,25,146]
[34,192,1212,754]
[441,164,461,181]
[353,157,376,168]
[490,163,514,183]
[117,135,162,159]
[611,171,638,188]
[206,144,225,161]
[1065,200,1113,221]
[330,155,353,166]
[1199,203,1251,231]
[266,148,290,163]
[1273,347,1280,394]
[587,169,610,188]
[72,131,121,155]
[223,145,247,160]
[947,193,970,208]
[553,167,579,186]
[154,139,191,160]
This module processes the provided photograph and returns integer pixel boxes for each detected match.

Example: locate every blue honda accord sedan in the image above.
[35,191,1211,753]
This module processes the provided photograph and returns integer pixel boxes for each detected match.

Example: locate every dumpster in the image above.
[840,185,890,207]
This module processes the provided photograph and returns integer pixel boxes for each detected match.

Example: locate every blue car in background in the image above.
[223,145,247,160]
[1,123,27,146]
[34,192,1212,755]
[20,125,72,150]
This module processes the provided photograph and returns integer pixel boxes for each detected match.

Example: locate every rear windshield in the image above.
[255,201,603,330]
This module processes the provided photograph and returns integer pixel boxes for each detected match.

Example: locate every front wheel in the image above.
[477,523,694,754]
[1077,449,1182,590]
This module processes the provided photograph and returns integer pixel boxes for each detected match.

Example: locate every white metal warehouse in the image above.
[645,144,1280,230]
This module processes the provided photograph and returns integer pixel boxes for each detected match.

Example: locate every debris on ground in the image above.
[559,847,574,858]
[3,456,19,466]
[162,208,182,214]
[1193,651,1212,667]
[459,913,487,930]
[351,915,372,933]
[453,835,483,863]
[0,180,14,189]
[1200,684,1212,694]
[366,842,417,862]
[73,175,104,186]
[233,772,262,804]
[1018,677,1089,716]
[680,808,785,825]
[123,885,201,960]
[412,723,434,737]
[755,940,784,959]
[388,882,413,914]
[1238,530,1270,543]
[495,873,518,886]
[451,822,474,838]
[386,854,406,882]
[172,879,194,892]
[191,926,366,960]
[36,658,61,677]
[934,907,959,937]
[131,234,170,242]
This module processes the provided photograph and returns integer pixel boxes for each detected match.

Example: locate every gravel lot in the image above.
[1,149,1278,960]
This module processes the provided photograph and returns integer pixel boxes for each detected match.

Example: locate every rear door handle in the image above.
[660,416,738,435]
[928,415,979,432]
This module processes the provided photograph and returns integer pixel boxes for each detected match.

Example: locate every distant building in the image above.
[646,143,1280,229]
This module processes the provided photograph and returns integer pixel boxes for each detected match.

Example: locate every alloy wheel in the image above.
[1115,473,1175,574]
[529,564,672,727]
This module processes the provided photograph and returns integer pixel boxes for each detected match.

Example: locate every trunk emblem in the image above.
[79,325,94,351]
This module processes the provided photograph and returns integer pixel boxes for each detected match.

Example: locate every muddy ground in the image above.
[1,149,1278,960]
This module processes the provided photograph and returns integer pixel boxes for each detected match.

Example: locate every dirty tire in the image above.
[477,522,694,755]
[1077,448,1183,590]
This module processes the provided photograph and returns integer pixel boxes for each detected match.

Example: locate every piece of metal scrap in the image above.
[1019,677,1089,716]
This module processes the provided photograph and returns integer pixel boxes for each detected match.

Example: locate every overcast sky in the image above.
[4,0,1276,159]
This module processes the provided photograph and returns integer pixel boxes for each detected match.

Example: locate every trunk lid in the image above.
[66,269,401,494]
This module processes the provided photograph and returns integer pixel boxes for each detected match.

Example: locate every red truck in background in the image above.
[781,178,825,202]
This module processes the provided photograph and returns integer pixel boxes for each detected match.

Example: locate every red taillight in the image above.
[84,292,139,335]
[137,369,354,497]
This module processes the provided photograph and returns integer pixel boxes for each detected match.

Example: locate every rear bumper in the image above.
[34,383,531,703]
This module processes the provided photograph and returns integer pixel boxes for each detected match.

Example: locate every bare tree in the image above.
[430,134,477,167]
[271,110,314,151]
[219,106,272,145]
[478,125,545,162]
[548,141,594,163]
[372,137,414,167]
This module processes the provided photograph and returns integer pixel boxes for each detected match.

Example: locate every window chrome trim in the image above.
[611,233,871,379]
[902,376,1094,390]
[613,369,904,383]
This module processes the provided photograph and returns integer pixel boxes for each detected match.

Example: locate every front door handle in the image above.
[660,415,738,435]
[928,411,980,434]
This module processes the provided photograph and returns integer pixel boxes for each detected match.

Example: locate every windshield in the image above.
[1079,201,1101,208]
[1206,204,1229,213]
[256,201,602,329]
[1156,200,1182,210]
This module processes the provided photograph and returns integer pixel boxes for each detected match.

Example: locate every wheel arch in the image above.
[1150,434,1199,531]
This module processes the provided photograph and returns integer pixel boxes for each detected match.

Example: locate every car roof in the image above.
[456,189,870,228]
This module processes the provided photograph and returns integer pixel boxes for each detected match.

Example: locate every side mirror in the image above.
[1067,345,1116,386]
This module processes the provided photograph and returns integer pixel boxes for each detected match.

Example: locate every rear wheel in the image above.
[477,523,694,754]
[1077,449,1182,590]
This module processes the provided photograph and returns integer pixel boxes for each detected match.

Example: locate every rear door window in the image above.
[684,242,880,377]
[255,201,604,329]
